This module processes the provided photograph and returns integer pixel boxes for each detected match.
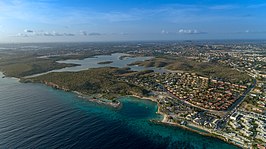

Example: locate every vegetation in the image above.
[23,67,150,100]
[97,61,113,64]
[0,42,132,78]
[0,56,78,78]
[129,58,170,68]
[129,56,251,84]
[119,55,142,60]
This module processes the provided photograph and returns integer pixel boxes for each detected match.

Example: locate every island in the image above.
[97,61,113,64]
[119,55,138,60]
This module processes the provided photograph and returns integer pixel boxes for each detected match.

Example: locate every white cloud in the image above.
[161,29,169,34]
[178,29,201,34]
[41,31,75,36]
[24,29,34,33]
[120,32,129,35]
[88,33,102,36]
[15,30,75,37]
[242,30,266,34]
[14,33,29,37]
[80,31,102,36]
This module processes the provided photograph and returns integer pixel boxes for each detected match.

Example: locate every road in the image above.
[158,78,257,124]
[216,79,257,129]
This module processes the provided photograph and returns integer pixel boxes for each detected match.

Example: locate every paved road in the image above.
[227,79,257,112]
[159,78,257,119]
[216,79,257,129]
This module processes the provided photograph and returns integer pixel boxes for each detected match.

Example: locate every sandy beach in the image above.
[130,94,243,148]
[129,94,169,123]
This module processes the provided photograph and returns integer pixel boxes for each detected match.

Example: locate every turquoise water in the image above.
[0,73,238,148]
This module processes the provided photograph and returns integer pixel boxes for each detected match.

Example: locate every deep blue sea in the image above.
[0,73,238,149]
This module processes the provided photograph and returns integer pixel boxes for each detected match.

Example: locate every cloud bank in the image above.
[178,29,206,34]
[15,29,75,37]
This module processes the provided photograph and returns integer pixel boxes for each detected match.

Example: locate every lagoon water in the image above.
[0,53,238,148]
[55,53,153,72]
[27,53,165,78]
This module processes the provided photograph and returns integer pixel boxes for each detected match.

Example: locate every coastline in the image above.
[153,110,243,149]
[0,71,21,81]
[129,94,242,149]
[12,74,242,148]
[18,75,243,148]
[152,120,242,148]
[27,80,122,108]
[73,91,122,108]
[129,95,171,124]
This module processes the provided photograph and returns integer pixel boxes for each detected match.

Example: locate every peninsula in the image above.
[22,67,151,107]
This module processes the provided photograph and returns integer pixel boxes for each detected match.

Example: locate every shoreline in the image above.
[0,71,21,81]
[22,78,122,109]
[153,109,243,149]
[130,95,210,132]
[129,94,243,149]
[152,120,242,148]
[128,94,168,120]
[73,91,122,108]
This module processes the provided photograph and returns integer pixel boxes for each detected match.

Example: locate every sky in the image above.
[0,0,266,42]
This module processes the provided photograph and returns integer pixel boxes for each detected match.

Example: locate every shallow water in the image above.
[27,53,166,78]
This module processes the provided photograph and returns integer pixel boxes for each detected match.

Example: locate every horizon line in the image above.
[1,38,266,44]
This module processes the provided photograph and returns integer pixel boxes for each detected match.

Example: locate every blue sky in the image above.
[0,0,266,42]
